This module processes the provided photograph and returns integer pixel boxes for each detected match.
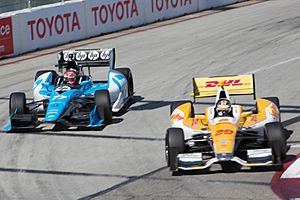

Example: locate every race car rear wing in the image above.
[56,48,116,70]
[191,74,256,101]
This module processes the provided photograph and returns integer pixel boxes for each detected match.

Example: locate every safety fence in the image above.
[0,0,70,14]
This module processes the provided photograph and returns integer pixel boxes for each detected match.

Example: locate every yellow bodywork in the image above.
[171,99,277,153]
[243,99,278,128]
[191,74,255,98]
[211,123,237,154]
[171,102,207,131]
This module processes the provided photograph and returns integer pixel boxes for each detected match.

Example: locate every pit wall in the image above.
[0,0,245,58]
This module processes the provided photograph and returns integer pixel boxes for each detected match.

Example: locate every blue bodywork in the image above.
[40,74,109,126]
[5,71,123,131]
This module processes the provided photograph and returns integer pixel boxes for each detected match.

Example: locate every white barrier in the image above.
[198,0,241,10]
[85,0,145,37]
[18,1,87,53]
[144,0,198,24]
[0,0,244,58]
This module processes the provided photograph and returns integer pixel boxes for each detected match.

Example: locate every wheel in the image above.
[170,101,194,117]
[165,128,185,173]
[9,92,27,115]
[115,68,134,97]
[265,122,286,164]
[35,70,58,84]
[262,97,281,122]
[95,90,112,125]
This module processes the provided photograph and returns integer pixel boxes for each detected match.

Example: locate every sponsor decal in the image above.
[88,51,100,60]
[91,0,139,26]
[27,12,81,40]
[52,95,68,100]
[204,79,243,88]
[214,129,234,137]
[171,113,184,121]
[270,104,277,117]
[219,138,230,146]
[75,51,87,61]
[151,0,192,12]
[63,52,74,61]
[192,119,198,126]
[100,50,110,60]
[218,118,230,122]
[251,115,257,122]
[0,17,14,56]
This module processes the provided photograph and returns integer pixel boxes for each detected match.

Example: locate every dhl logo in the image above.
[203,79,243,88]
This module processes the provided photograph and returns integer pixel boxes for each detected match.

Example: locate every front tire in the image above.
[95,90,112,125]
[9,92,27,115]
[265,122,286,164]
[165,128,185,175]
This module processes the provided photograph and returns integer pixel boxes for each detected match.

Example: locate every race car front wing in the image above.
[176,148,274,170]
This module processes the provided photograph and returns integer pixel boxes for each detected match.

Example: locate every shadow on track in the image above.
[0,166,171,181]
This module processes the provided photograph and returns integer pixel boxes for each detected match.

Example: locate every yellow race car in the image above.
[166,75,289,175]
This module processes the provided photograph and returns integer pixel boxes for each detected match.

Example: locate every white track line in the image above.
[289,143,300,149]
[281,157,300,179]
[247,56,300,74]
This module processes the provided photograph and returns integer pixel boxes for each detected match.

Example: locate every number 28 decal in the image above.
[214,129,234,137]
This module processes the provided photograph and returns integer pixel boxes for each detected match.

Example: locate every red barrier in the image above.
[271,154,300,200]
[0,17,14,56]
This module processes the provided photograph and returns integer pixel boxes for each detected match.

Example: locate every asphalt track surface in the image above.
[0,0,300,199]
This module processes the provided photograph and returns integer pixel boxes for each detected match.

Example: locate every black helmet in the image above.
[66,60,78,71]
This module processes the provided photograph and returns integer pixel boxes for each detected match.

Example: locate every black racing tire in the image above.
[262,97,281,122]
[265,122,286,164]
[165,128,185,174]
[170,101,194,117]
[9,92,27,115]
[115,68,134,97]
[35,70,58,84]
[95,90,112,125]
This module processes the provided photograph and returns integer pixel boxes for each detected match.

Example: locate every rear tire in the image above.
[170,101,194,117]
[265,122,286,164]
[165,128,185,174]
[9,92,27,115]
[115,68,134,97]
[95,90,112,125]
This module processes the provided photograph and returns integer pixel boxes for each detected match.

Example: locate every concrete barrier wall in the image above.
[0,0,245,58]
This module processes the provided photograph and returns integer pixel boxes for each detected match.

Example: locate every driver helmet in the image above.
[66,60,79,72]
[216,99,232,117]
[64,70,78,86]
